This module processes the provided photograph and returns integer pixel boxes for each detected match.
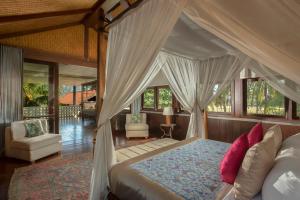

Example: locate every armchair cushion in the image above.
[11,119,49,140]
[11,134,61,151]
[11,121,27,140]
[126,123,149,131]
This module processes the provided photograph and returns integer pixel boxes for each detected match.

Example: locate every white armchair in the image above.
[125,113,149,139]
[5,119,61,162]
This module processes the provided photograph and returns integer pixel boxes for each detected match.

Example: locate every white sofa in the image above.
[5,119,62,162]
[125,113,149,139]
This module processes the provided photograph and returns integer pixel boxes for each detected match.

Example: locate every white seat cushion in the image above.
[125,123,149,131]
[11,134,61,151]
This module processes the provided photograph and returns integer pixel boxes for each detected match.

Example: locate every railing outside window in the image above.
[23,105,82,119]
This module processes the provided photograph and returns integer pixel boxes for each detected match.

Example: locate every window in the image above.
[207,85,232,113]
[246,79,285,116]
[142,88,155,109]
[158,87,172,109]
[142,86,174,111]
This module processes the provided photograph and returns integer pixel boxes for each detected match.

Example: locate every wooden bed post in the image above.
[93,29,108,156]
[203,110,208,139]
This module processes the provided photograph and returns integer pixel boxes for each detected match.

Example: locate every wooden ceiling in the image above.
[0,0,142,39]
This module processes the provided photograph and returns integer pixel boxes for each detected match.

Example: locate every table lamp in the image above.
[163,107,174,125]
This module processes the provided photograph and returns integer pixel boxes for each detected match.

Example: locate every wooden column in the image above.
[96,31,108,120]
[48,63,59,134]
[94,31,108,155]
[234,79,246,117]
[72,85,77,105]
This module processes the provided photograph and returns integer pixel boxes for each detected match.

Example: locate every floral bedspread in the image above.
[130,139,230,200]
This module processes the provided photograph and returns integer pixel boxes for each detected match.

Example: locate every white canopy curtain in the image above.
[160,52,249,139]
[183,0,300,85]
[248,61,300,105]
[89,0,186,199]
[131,96,142,114]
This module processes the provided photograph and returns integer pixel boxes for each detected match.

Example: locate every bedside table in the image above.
[160,123,176,139]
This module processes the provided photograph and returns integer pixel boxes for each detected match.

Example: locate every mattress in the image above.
[109,138,232,200]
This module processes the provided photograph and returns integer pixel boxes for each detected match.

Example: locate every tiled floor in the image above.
[0,118,158,200]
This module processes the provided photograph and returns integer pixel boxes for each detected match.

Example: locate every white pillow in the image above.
[262,133,300,200]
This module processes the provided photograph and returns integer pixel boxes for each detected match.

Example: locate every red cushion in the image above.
[247,123,263,147]
[220,133,249,184]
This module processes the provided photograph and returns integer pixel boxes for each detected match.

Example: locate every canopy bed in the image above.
[89,0,300,199]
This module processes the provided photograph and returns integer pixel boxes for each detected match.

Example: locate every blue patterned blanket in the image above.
[130,139,230,200]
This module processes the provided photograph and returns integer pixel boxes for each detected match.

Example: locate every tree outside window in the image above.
[207,85,232,113]
[246,79,284,116]
[143,88,155,109]
[158,87,172,109]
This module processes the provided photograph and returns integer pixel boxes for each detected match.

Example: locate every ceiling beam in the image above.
[0,8,92,23]
[104,0,144,29]
[82,0,106,30]
[0,22,80,40]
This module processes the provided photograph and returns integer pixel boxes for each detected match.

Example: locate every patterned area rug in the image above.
[9,153,92,200]
[8,138,179,200]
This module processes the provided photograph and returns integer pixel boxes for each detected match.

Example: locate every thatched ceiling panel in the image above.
[88,28,98,61]
[0,25,85,59]
[0,13,85,35]
[0,0,96,16]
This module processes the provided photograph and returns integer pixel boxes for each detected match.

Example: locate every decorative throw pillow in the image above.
[24,120,44,138]
[263,125,282,157]
[220,133,249,184]
[234,134,276,200]
[131,114,141,123]
[247,123,263,147]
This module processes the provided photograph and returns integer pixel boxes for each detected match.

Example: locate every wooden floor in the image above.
[0,118,158,200]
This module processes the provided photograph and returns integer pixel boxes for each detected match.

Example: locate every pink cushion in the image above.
[220,133,249,184]
[247,123,263,147]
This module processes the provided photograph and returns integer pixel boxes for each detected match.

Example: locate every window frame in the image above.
[207,82,235,116]
[141,85,175,112]
[243,78,287,118]
[156,85,173,111]
[141,87,156,111]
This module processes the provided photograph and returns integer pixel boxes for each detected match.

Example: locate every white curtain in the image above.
[160,52,199,137]
[249,61,300,104]
[89,0,186,199]
[0,45,23,154]
[161,52,249,139]
[183,0,300,85]
[131,96,141,114]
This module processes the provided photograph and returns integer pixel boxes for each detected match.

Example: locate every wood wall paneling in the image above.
[112,112,300,143]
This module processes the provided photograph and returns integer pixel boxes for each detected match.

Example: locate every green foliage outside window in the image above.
[143,88,155,109]
[247,79,284,116]
[158,88,172,109]
[23,83,48,107]
[207,86,232,113]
